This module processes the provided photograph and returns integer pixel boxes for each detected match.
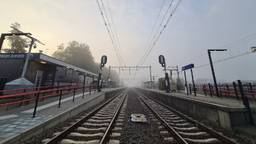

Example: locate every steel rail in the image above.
[99,93,127,144]
[139,95,188,144]
[45,91,124,144]
[146,95,238,144]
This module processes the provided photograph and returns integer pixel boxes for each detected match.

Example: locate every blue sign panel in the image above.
[182,63,194,71]
[0,53,40,60]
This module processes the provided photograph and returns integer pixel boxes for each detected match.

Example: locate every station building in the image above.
[0,53,97,90]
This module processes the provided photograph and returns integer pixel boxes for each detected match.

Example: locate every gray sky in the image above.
[0,0,256,85]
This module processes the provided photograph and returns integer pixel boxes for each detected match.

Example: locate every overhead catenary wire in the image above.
[142,0,167,60]
[96,0,124,66]
[133,0,168,79]
[137,0,173,66]
[137,0,182,66]
[148,0,174,49]
[133,0,181,80]
[100,0,125,65]
[105,0,126,65]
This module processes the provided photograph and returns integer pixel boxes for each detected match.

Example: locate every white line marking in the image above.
[22,92,89,114]
[0,114,18,120]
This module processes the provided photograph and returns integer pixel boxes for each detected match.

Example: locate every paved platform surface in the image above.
[0,90,101,142]
[175,92,256,109]
[145,88,256,109]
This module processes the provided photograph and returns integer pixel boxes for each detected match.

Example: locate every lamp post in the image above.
[21,39,35,78]
[5,28,45,78]
[0,33,31,52]
[207,49,227,97]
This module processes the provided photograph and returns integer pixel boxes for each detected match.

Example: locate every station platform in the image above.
[144,88,256,109]
[138,88,256,130]
[0,88,121,144]
[175,91,255,108]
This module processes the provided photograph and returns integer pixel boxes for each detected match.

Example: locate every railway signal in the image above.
[158,55,170,93]
[97,55,107,92]
[159,55,166,68]
[101,55,107,67]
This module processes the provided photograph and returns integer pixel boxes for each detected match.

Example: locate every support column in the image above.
[184,70,188,95]
[149,66,152,88]
[190,68,196,96]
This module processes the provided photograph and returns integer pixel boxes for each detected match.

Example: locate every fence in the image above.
[186,81,256,100]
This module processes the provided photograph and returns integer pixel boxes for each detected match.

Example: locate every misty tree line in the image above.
[53,41,119,82]
[3,22,119,82]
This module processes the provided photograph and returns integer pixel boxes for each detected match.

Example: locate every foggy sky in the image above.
[0,0,256,85]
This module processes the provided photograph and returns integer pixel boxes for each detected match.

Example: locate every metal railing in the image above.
[186,80,255,125]
[189,82,256,100]
[0,84,97,117]
[0,84,75,96]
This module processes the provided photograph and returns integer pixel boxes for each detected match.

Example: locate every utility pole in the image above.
[149,66,152,88]
[183,70,188,95]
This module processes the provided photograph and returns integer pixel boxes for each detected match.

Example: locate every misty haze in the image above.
[0,0,255,144]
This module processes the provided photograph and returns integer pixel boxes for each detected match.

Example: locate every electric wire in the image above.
[189,32,256,70]
[101,0,125,65]
[142,0,167,62]
[137,0,182,66]
[137,0,174,66]
[177,51,254,76]
[100,0,123,65]
[105,0,126,65]
[195,51,253,69]
[133,0,181,80]
[96,0,124,65]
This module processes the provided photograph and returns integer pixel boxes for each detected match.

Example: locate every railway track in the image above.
[42,91,127,144]
[138,93,238,144]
